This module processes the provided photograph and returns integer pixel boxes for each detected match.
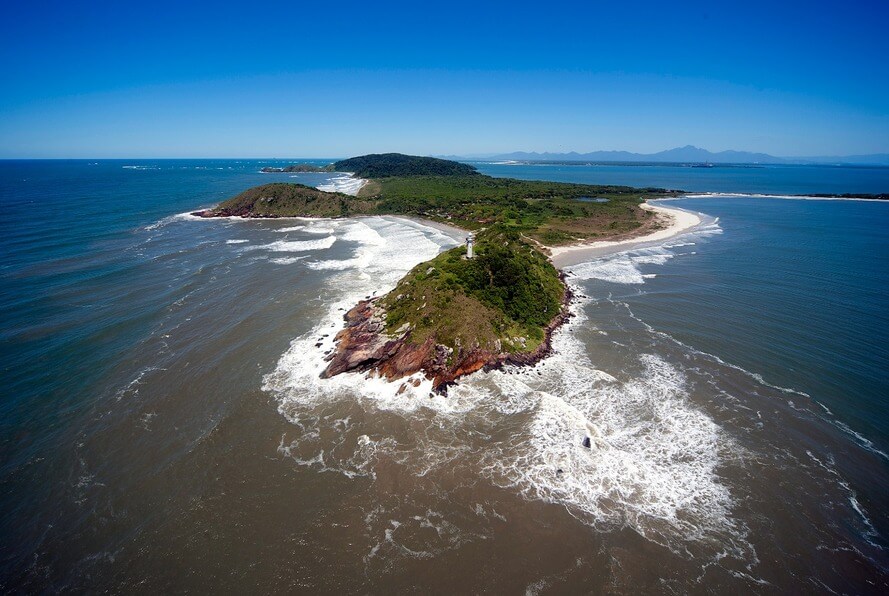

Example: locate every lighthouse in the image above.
[466,233,475,259]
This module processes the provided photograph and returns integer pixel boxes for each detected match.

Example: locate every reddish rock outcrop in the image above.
[321,279,574,393]
[191,208,281,218]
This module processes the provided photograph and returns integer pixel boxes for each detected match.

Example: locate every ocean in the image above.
[1,160,887,592]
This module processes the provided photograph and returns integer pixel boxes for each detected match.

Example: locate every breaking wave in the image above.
[247,236,337,253]
[263,217,750,559]
[567,221,721,284]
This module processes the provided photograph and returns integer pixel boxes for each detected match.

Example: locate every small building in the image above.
[466,233,475,259]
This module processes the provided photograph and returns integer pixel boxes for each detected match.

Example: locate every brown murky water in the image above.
[3,214,887,593]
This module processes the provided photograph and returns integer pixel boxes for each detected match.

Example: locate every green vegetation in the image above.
[205,183,376,217]
[381,226,564,356]
[204,153,685,365]
[209,154,682,245]
[362,174,679,244]
[334,153,478,178]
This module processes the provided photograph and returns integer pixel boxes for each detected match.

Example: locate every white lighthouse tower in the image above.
[466,233,475,259]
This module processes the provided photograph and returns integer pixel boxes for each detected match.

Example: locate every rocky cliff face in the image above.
[191,207,278,218]
[321,282,573,393]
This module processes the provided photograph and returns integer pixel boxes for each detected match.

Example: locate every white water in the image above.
[262,216,751,558]
[317,174,368,196]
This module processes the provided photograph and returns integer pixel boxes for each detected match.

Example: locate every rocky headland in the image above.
[322,277,573,393]
[320,224,573,392]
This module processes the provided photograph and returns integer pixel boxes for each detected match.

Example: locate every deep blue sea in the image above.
[1,159,887,592]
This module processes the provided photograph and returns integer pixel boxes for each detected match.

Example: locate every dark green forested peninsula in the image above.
[194,153,683,391]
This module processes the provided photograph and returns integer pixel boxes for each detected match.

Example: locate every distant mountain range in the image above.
[439,145,889,166]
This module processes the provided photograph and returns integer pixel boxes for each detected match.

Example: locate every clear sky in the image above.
[1,0,887,158]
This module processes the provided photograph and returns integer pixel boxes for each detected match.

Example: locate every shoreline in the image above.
[671,192,889,202]
[390,215,469,241]
[321,273,575,394]
[547,201,703,268]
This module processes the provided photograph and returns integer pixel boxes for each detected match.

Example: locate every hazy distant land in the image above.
[441,145,889,166]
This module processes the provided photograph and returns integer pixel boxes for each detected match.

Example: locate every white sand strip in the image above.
[549,202,701,268]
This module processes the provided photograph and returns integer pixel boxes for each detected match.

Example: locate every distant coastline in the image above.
[676,192,889,202]
[443,144,889,166]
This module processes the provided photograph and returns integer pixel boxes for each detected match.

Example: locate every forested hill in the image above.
[333,153,478,178]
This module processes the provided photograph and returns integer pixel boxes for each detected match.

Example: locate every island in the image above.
[193,153,686,391]
[260,164,333,173]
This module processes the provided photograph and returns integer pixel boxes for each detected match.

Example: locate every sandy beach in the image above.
[548,202,702,268]
[399,202,702,269]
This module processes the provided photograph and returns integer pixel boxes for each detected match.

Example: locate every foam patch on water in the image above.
[270,256,308,265]
[264,217,746,559]
[567,222,722,285]
[247,236,336,253]
[303,225,336,235]
[306,221,405,272]
[317,174,368,196]
[143,212,195,231]
[264,218,479,486]
[569,247,674,284]
[264,218,461,409]
[276,222,338,234]
[466,299,749,556]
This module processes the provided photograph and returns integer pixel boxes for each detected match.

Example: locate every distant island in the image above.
[441,145,889,166]
[260,164,333,173]
[194,153,686,391]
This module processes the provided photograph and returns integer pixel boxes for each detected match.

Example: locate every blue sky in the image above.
[1,0,887,158]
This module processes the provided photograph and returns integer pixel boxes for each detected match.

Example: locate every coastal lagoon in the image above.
[1,160,887,591]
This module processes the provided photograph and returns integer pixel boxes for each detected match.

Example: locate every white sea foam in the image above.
[306,221,390,271]
[264,218,459,411]
[263,217,746,558]
[567,222,722,285]
[469,299,749,556]
[225,239,249,244]
[247,236,336,253]
[143,212,194,231]
[275,223,338,234]
[303,225,337,234]
[569,247,675,284]
[270,256,308,265]
[317,174,368,196]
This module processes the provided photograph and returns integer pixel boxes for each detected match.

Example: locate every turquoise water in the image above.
[1,160,888,591]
